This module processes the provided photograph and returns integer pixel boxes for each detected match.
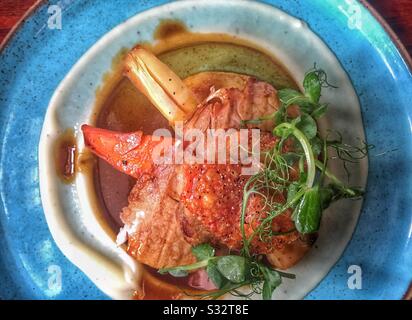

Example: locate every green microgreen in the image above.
[159,243,295,300]
[158,66,370,300]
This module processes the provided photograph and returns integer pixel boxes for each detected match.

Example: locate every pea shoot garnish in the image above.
[159,67,371,300]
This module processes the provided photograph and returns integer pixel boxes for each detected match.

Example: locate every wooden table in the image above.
[366,0,412,62]
[0,0,411,300]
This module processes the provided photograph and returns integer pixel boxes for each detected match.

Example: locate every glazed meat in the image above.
[83,72,301,269]
[180,163,298,254]
[117,75,294,266]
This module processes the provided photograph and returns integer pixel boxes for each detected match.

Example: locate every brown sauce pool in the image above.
[56,20,299,299]
[135,267,206,300]
[54,129,77,183]
[94,78,171,229]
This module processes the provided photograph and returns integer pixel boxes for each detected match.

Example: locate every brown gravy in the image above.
[135,267,207,300]
[54,129,77,183]
[94,78,171,228]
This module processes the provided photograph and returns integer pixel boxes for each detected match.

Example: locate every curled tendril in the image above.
[306,63,338,89]
[325,130,374,179]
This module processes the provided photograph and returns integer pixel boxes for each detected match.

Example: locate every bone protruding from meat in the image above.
[124,46,199,124]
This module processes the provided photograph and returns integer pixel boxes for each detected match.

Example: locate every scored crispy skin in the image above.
[118,72,307,269]
[120,165,196,269]
[120,72,280,267]
[177,130,298,252]
[178,74,281,248]
[180,164,299,254]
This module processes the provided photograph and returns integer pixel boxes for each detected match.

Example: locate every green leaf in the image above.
[294,185,322,233]
[278,89,307,106]
[158,259,210,275]
[296,114,317,140]
[287,182,300,205]
[192,243,215,261]
[319,186,335,209]
[320,183,364,209]
[274,105,286,126]
[298,172,308,185]
[310,136,323,156]
[303,71,322,103]
[216,256,247,283]
[277,88,318,113]
[260,265,282,300]
[311,104,328,119]
[262,281,272,300]
[206,260,226,289]
[168,269,188,277]
[273,125,294,138]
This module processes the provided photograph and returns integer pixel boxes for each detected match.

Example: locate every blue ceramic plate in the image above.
[0,0,411,299]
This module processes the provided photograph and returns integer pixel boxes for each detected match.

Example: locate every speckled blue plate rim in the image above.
[0,0,411,299]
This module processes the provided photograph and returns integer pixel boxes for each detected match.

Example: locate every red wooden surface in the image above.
[0,0,37,45]
[0,0,411,56]
[367,0,412,57]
